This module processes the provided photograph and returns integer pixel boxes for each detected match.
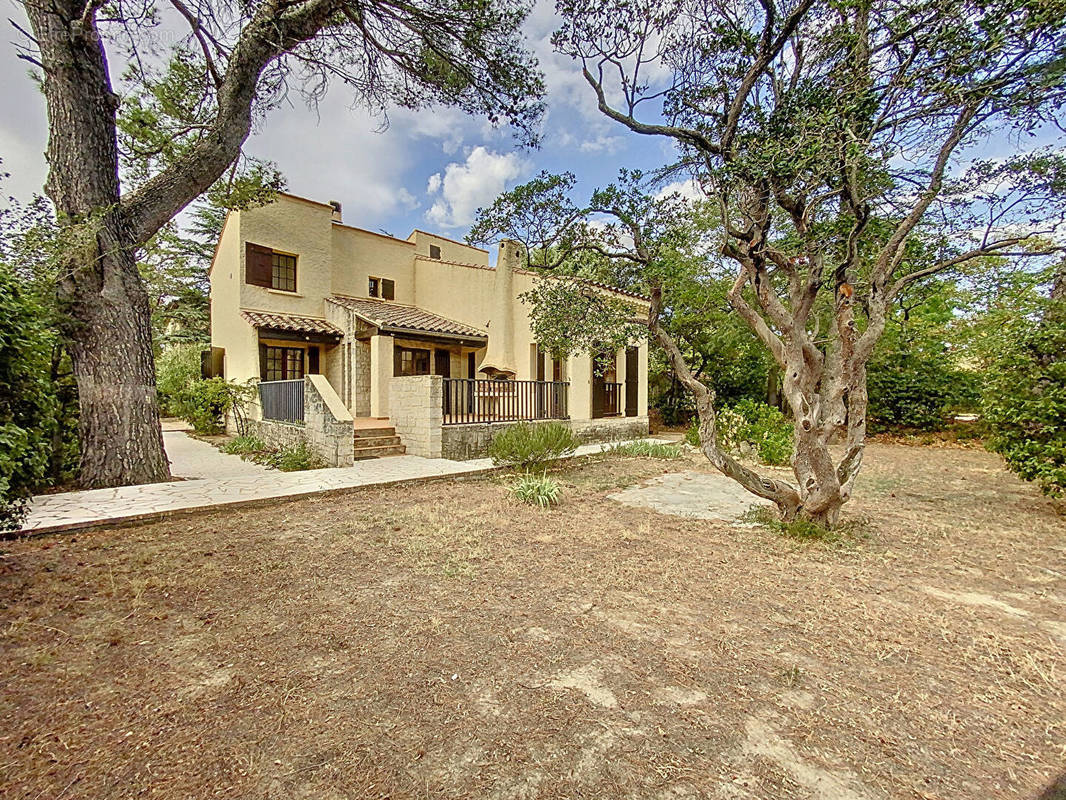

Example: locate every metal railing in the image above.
[596,381,623,418]
[259,379,305,422]
[442,378,569,425]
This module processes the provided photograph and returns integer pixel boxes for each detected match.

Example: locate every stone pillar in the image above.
[370,334,393,417]
[569,353,593,421]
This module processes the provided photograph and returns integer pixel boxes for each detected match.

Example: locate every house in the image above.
[208,193,649,464]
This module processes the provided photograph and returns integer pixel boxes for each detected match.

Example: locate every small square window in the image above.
[271,252,296,292]
[429,244,442,260]
[369,277,379,297]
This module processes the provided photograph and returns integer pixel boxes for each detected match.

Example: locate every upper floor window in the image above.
[369,276,395,301]
[246,243,297,293]
[429,244,442,259]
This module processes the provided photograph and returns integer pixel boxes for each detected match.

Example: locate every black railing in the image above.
[442,378,569,425]
[259,379,305,422]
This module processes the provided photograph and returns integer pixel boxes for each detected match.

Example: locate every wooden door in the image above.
[625,347,638,417]
[434,349,451,377]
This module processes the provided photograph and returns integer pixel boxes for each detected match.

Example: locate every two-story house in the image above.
[208,193,649,462]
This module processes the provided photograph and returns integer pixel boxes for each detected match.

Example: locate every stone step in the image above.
[353,435,402,448]
[353,443,407,459]
[353,426,398,440]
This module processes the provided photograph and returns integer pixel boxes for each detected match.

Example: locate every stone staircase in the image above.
[353,422,406,459]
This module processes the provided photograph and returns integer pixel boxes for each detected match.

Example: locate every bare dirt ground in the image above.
[1,443,1063,800]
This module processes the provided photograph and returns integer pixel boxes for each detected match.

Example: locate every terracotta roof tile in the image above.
[241,310,343,337]
[327,296,487,340]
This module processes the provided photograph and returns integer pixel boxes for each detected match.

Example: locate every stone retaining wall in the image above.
[440,415,649,461]
[251,374,355,467]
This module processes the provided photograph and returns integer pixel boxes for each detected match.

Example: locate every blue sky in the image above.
[0,1,680,248]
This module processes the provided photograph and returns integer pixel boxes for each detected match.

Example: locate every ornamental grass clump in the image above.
[509,473,561,508]
[488,421,578,472]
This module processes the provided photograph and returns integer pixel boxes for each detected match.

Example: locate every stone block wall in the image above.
[440,415,649,461]
[250,374,355,467]
[389,375,443,457]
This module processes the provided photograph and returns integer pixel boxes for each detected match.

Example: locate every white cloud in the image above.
[425,146,529,229]
[656,179,705,203]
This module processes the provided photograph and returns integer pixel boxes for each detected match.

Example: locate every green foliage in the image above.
[741,506,864,546]
[221,434,267,456]
[867,350,979,431]
[177,378,251,435]
[156,344,203,416]
[268,441,325,472]
[608,440,682,459]
[488,422,578,471]
[982,304,1066,497]
[689,400,794,466]
[509,473,561,508]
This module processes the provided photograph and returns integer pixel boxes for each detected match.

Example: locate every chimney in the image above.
[479,239,523,377]
[329,201,342,222]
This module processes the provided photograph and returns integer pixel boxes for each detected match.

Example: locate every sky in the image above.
[0,1,682,248]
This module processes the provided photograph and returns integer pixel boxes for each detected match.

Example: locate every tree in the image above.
[15,0,544,488]
[535,0,1066,526]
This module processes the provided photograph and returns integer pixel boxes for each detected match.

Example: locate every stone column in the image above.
[369,334,393,417]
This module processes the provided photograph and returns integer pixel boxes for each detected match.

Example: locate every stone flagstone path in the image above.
[17,438,662,536]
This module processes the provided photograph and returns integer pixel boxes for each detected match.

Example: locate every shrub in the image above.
[156,344,203,416]
[982,307,1066,497]
[269,441,325,472]
[688,400,794,466]
[609,440,682,459]
[867,349,979,431]
[221,434,266,456]
[177,378,251,435]
[510,473,561,507]
[488,422,578,472]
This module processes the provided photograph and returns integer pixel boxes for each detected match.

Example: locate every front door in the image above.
[625,346,638,417]
[434,349,451,377]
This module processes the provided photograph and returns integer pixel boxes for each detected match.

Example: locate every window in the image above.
[271,252,296,292]
[369,277,379,297]
[429,244,442,259]
[245,243,298,292]
[263,346,304,381]
[395,346,430,376]
[369,277,394,300]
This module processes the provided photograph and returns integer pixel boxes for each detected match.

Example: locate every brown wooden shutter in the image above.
[246,243,273,287]
[307,346,320,374]
[393,345,402,376]
[259,343,268,381]
[382,278,395,300]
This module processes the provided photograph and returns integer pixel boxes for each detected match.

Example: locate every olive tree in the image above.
[479,0,1066,526]
[14,0,544,488]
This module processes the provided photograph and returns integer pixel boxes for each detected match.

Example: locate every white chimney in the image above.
[479,239,522,377]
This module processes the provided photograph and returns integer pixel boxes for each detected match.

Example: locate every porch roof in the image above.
[241,310,343,339]
[327,296,487,342]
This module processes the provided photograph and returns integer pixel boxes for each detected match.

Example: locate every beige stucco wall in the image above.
[209,212,259,383]
[331,225,417,302]
[407,230,489,266]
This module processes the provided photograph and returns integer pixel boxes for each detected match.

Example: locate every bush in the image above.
[867,349,979,431]
[488,422,578,471]
[156,344,202,416]
[609,440,682,459]
[269,441,325,472]
[177,377,250,435]
[221,434,266,456]
[510,473,561,507]
[687,399,794,466]
[982,308,1066,497]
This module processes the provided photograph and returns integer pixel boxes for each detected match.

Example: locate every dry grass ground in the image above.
[1,443,1063,800]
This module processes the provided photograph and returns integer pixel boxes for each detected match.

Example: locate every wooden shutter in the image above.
[382,278,395,301]
[307,346,320,374]
[259,343,268,381]
[394,345,403,376]
[246,243,273,287]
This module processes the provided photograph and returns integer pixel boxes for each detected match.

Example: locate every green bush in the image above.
[609,440,682,459]
[0,267,59,530]
[156,344,202,416]
[982,308,1066,497]
[687,399,794,466]
[177,377,250,435]
[488,422,578,471]
[269,441,325,472]
[509,473,561,507]
[867,349,979,431]
[221,434,266,456]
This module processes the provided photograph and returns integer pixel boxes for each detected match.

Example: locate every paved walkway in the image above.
[163,426,271,480]
[17,439,656,535]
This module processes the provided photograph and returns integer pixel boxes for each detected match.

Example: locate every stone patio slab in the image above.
[608,470,774,522]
